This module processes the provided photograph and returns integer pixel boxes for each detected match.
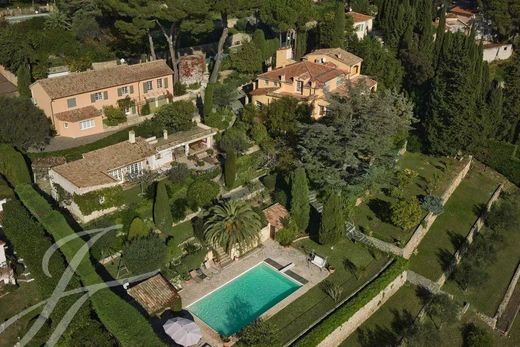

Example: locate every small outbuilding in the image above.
[127,273,181,316]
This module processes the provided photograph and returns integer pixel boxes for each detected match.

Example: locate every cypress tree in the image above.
[318,193,344,245]
[290,167,310,231]
[153,181,173,232]
[433,9,446,68]
[16,64,31,98]
[295,30,308,60]
[224,149,236,188]
[332,2,345,48]
[204,83,215,116]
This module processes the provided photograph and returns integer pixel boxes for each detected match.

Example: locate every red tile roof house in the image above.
[49,125,217,223]
[30,60,174,138]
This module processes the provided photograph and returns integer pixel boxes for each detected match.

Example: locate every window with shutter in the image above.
[90,94,96,103]
[157,78,163,88]
[103,91,108,99]
[117,88,122,97]
[129,85,134,94]
[164,78,168,89]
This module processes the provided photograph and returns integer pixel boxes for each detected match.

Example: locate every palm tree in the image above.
[204,200,263,254]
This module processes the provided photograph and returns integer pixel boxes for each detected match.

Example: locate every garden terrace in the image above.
[351,152,463,244]
[266,237,391,346]
[443,223,520,317]
[409,166,500,281]
[339,283,423,347]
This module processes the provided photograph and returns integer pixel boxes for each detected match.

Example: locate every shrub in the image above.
[0,144,31,186]
[237,319,277,347]
[250,122,269,145]
[475,140,520,186]
[170,198,188,222]
[294,259,408,346]
[166,237,183,262]
[180,248,207,271]
[169,162,191,184]
[421,195,444,215]
[462,323,493,347]
[274,189,288,207]
[187,179,220,209]
[321,280,343,302]
[171,297,183,312]
[224,150,237,188]
[123,236,168,274]
[127,217,149,240]
[204,107,233,130]
[219,127,250,153]
[173,81,187,96]
[319,193,344,245]
[155,101,195,132]
[262,174,276,192]
[391,197,423,230]
[103,105,126,126]
[275,217,299,246]
[72,186,123,215]
[90,231,123,261]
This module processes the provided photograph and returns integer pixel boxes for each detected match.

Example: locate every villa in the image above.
[30,60,174,138]
[347,11,374,40]
[49,125,217,222]
[250,47,377,119]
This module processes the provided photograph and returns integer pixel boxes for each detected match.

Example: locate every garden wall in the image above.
[352,157,473,259]
[436,184,503,287]
[317,271,408,347]
[495,263,520,321]
[0,65,17,86]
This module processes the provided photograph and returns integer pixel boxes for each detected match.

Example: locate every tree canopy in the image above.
[154,100,196,132]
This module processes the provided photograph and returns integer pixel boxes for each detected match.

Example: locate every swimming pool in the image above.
[188,262,301,336]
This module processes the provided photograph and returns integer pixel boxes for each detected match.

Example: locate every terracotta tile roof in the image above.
[249,87,278,96]
[305,48,363,66]
[483,42,510,49]
[54,106,102,122]
[263,203,289,232]
[335,74,378,94]
[34,60,173,100]
[53,137,156,188]
[127,274,180,315]
[348,11,374,23]
[258,61,344,85]
[155,126,217,152]
[449,6,475,17]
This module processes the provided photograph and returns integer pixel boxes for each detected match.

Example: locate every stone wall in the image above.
[495,263,520,320]
[406,270,441,294]
[436,184,503,287]
[318,271,408,347]
[352,157,473,259]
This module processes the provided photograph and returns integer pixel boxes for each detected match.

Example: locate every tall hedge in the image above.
[203,83,215,116]
[0,144,31,185]
[293,259,408,346]
[475,140,520,186]
[290,167,310,231]
[153,181,173,232]
[318,193,344,245]
[15,184,166,347]
[224,149,237,188]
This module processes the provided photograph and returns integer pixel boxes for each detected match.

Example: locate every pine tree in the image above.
[224,150,236,188]
[290,167,310,231]
[318,193,344,245]
[153,181,173,232]
[16,64,31,98]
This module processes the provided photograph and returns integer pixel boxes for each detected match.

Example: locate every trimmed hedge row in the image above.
[15,184,166,347]
[475,141,520,186]
[0,144,31,186]
[293,258,408,347]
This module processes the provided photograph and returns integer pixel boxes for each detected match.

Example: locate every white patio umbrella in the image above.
[163,317,202,346]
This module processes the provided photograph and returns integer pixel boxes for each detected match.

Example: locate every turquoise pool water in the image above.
[188,262,301,336]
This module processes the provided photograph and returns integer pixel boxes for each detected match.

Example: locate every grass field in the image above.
[443,224,520,317]
[409,167,499,280]
[340,283,423,347]
[268,237,390,346]
[352,152,463,243]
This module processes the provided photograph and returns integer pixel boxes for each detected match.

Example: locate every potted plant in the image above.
[328,265,336,274]
[221,336,232,347]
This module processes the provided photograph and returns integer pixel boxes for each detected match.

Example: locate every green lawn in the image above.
[0,282,42,346]
[352,152,463,243]
[268,237,391,346]
[340,283,423,347]
[163,220,195,244]
[409,167,500,280]
[443,224,520,317]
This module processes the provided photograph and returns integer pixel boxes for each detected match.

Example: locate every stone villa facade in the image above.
[30,60,174,138]
[250,47,377,119]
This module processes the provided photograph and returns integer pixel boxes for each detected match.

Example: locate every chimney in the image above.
[163,129,168,140]
[275,46,294,68]
[128,130,136,144]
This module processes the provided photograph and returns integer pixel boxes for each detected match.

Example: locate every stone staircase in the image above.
[308,190,323,213]
[214,246,233,267]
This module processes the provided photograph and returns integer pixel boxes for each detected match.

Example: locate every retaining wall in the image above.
[495,263,520,320]
[318,271,408,347]
[436,184,503,287]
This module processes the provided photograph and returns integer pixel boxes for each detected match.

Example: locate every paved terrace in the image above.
[180,239,329,346]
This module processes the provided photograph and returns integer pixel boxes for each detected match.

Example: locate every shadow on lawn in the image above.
[367,199,392,224]
[448,230,467,250]
[357,308,416,347]
[437,248,456,273]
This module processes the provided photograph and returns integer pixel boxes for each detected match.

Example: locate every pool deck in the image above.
[180,239,329,346]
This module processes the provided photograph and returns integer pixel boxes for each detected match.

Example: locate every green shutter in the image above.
[90,94,95,103]
[103,91,108,100]
[143,83,148,93]
[129,85,134,94]
[131,105,136,114]
[164,78,168,89]
[117,88,122,97]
